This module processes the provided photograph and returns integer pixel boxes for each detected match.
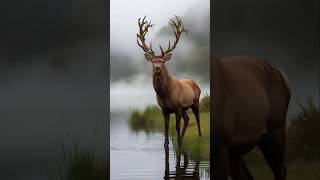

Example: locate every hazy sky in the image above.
[110,0,200,55]
[110,0,210,86]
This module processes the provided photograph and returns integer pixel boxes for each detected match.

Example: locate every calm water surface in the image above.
[110,111,210,180]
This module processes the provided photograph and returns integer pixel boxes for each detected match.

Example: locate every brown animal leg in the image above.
[164,142,170,180]
[181,111,190,141]
[258,129,287,180]
[191,101,202,137]
[229,156,254,180]
[175,109,182,147]
[213,143,229,180]
[162,109,170,147]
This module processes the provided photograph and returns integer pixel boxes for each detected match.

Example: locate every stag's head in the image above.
[137,16,187,74]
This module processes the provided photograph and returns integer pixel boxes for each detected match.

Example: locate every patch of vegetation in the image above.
[49,122,108,180]
[247,157,320,180]
[128,105,163,133]
[243,97,320,179]
[199,93,210,113]
[287,97,320,161]
[49,142,108,180]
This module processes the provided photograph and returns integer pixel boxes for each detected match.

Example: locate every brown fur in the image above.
[211,55,291,180]
[136,16,201,148]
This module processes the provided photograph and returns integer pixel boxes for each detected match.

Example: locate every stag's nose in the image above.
[154,66,161,72]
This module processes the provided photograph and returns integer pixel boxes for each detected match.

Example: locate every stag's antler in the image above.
[137,16,155,56]
[160,15,187,57]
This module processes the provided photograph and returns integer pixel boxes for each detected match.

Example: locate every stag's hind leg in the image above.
[181,111,190,141]
[175,108,182,147]
[258,129,287,180]
[191,101,202,137]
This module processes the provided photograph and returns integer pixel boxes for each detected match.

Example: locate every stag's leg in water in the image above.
[258,128,287,180]
[164,142,170,180]
[191,101,202,137]
[229,156,254,180]
[162,109,170,147]
[181,111,190,141]
[175,109,182,148]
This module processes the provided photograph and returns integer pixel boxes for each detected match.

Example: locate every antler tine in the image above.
[137,16,155,56]
[161,16,187,57]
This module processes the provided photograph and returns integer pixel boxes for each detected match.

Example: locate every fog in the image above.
[0,0,108,179]
[110,0,210,85]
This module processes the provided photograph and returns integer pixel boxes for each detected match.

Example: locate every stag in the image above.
[136,16,202,147]
[211,55,291,180]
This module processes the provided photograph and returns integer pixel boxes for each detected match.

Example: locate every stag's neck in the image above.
[152,66,172,98]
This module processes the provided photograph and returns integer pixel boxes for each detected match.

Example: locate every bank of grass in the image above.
[129,105,163,132]
[171,111,210,161]
[243,147,320,180]
[49,142,108,180]
[128,95,210,161]
[243,97,320,179]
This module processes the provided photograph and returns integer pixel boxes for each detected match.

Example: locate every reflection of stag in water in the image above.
[164,145,200,180]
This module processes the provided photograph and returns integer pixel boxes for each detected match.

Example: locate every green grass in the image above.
[170,111,210,161]
[128,105,163,133]
[199,93,210,113]
[49,121,108,180]
[247,159,320,180]
[49,141,108,180]
[128,96,210,161]
[243,147,320,180]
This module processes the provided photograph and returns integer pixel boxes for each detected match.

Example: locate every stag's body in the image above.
[152,61,202,146]
[136,16,202,147]
[211,55,291,180]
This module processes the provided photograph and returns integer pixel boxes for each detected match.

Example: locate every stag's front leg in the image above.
[175,109,182,148]
[162,109,170,147]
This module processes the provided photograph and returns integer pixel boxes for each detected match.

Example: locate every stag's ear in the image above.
[164,53,172,61]
[145,53,153,61]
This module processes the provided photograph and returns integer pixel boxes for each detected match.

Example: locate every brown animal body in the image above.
[137,16,202,147]
[211,55,291,180]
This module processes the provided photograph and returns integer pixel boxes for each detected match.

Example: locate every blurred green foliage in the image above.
[287,97,320,161]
